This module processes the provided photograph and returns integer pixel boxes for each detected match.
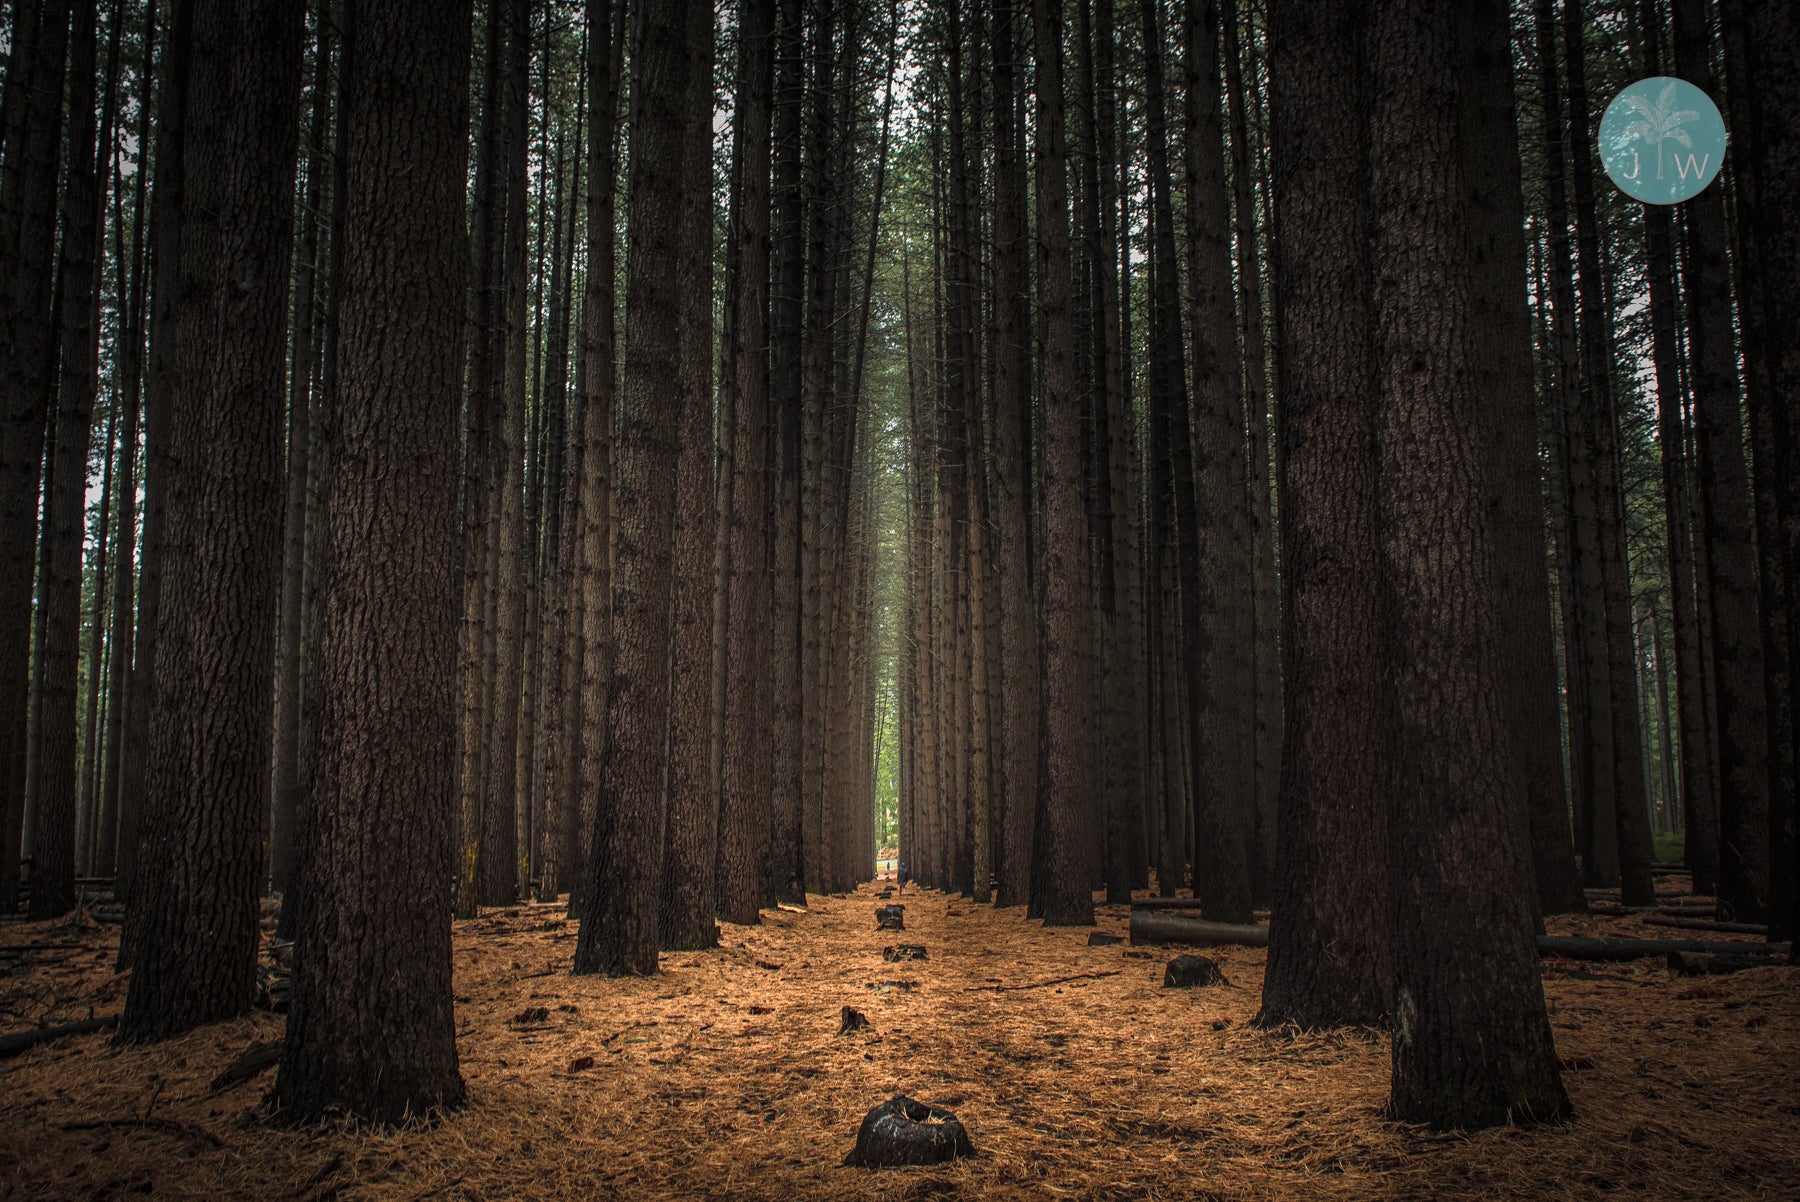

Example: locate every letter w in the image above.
[1675,152,1711,181]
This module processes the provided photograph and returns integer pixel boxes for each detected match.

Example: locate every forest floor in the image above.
[2,877,1798,1201]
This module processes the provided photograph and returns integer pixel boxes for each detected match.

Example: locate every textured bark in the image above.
[765,0,806,908]
[115,0,191,926]
[1460,0,1586,921]
[456,0,505,919]
[1672,0,1768,923]
[716,0,776,925]
[659,0,719,951]
[271,10,332,901]
[1031,0,1094,928]
[1181,0,1255,925]
[0,0,70,912]
[569,0,622,915]
[276,0,471,1123]
[120,0,303,1042]
[1718,0,1800,947]
[482,0,530,906]
[1256,0,1390,1032]
[573,0,695,977]
[989,0,1036,910]
[1371,0,1569,1129]
[34,0,102,919]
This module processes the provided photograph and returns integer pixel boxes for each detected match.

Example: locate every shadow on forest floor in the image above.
[2,878,1797,1200]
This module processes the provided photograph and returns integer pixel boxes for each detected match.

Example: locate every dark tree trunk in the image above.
[766,0,807,909]
[1181,0,1255,925]
[120,0,304,1043]
[573,0,698,976]
[277,0,472,1124]
[1563,0,1655,906]
[1256,0,1390,1031]
[660,0,719,951]
[1673,0,1768,923]
[0,0,70,912]
[717,0,777,924]
[1370,0,1569,1130]
[1718,0,1800,947]
[569,0,623,915]
[271,8,333,902]
[1461,0,1586,921]
[1031,0,1094,928]
[990,0,1036,909]
[34,0,102,921]
[1635,0,1717,896]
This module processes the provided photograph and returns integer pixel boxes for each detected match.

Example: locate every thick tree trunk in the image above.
[120,0,304,1043]
[1371,0,1569,1130]
[573,0,697,976]
[276,0,471,1123]
[1255,0,1390,1032]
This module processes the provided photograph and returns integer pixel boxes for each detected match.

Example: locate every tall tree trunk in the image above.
[717,0,777,923]
[1636,0,1717,895]
[1223,0,1279,907]
[1031,0,1094,928]
[1256,0,1390,1031]
[1672,0,1768,922]
[0,0,71,913]
[120,0,304,1042]
[990,0,1036,909]
[34,0,103,920]
[1564,0,1655,905]
[1371,0,1569,1130]
[277,0,471,1123]
[573,0,697,977]
[1718,0,1800,947]
[271,8,332,901]
[569,0,623,915]
[1463,0,1585,921]
[457,0,506,919]
[660,0,718,950]
[1181,0,1255,924]
[482,0,530,905]
[765,0,807,907]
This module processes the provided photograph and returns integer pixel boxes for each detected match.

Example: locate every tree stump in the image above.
[883,945,928,962]
[876,905,906,931]
[843,1096,976,1168]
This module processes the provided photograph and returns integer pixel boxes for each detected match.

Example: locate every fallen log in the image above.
[1129,912,1269,947]
[1643,915,1768,936]
[1536,936,1790,962]
[1667,949,1787,976]
[0,1015,118,1059]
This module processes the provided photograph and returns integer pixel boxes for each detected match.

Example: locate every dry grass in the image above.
[2,877,1797,1201]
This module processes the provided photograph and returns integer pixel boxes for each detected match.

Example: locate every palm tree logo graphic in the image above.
[1620,81,1701,182]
